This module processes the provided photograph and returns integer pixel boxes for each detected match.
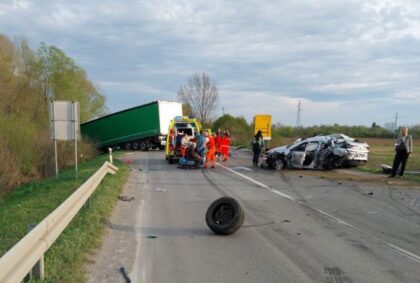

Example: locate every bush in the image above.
[0,34,105,196]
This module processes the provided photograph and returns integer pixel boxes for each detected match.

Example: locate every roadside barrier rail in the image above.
[0,161,118,283]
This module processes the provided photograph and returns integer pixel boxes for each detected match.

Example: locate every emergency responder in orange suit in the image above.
[205,131,216,168]
[213,133,220,159]
[180,133,189,158]
[221,130,231,161]
[215,129,222,158]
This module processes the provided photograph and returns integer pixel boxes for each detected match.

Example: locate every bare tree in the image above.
[177,72,219,124]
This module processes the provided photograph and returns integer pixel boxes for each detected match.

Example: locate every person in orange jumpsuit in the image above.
[221,130,231,161]
[205,131,216,168]
[213,133,220,159]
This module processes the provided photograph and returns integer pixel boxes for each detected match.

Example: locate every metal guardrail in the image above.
[0,161,118,283]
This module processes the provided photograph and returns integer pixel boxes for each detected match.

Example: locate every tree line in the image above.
[0,34,107,194]
[211,114,420,147]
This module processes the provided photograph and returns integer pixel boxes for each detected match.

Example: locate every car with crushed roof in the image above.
[260,135,369,170]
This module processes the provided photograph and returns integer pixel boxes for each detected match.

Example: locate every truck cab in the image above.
[165,116,201,163]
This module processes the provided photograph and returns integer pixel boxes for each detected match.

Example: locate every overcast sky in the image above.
[1,0,420,126]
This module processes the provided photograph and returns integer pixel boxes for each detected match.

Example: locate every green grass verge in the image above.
[0,153,129,282]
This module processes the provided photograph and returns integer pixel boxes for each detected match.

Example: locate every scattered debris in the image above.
[297,232,301,235]
[155,188,167,192]
[119,266,131,283]
[123,159,132,164]
[367,192,374,196]
[118,196,135,201]
[147,235,158,239]
[381,164,393,174]
[283,219,291,223]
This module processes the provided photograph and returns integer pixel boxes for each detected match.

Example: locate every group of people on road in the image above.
[180,129,231,169]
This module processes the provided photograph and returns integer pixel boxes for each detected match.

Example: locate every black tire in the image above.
[168,157,175,164]
[206,197,244,235]
[140,142,147,151]
[132,142,139,150]
[124,143,131,151]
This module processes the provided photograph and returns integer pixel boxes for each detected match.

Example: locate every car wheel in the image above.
[206,197,244,235]
[275,159,284,170]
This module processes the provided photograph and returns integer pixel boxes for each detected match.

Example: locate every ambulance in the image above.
[165,116,202,163]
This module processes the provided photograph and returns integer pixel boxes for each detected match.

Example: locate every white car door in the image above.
[290,142,307,168]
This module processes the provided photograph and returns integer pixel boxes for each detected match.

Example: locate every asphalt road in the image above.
[87,150,420,283]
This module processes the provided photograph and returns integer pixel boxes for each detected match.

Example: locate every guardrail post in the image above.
[26,224,45,281]
[109,147,113,164]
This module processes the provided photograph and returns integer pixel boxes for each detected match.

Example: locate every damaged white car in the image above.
[261,135,369,170]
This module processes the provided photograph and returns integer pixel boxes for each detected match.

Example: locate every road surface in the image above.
[87,150,420,283]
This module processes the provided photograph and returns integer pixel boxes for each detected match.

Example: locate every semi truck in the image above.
[81,101,182,151]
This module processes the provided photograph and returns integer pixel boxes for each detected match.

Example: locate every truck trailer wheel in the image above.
[140,142,147,151]
[124,143,131,151]
[132,142,139,150]
[206,197,244,235]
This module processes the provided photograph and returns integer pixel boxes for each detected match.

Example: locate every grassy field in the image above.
[360,138,419,171]
[0,154,129,283]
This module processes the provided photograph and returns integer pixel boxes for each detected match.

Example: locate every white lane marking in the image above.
[216,162,420,264]
[231,166,253,171]
[217,163,294,200]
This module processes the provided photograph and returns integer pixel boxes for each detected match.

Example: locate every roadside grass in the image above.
[355,139,420,184]
[357,138,419,172]
[0,153,129,283]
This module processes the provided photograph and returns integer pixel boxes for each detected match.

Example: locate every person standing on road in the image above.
[196,130,205,160]
[205,131,216,169]
[389,126,413,178]
[252,130,264,166]
[221,130,231,161]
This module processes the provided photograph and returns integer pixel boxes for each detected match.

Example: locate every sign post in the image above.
[49,101,80,179]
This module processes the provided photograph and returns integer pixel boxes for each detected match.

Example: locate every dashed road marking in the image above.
[216,162,420,264]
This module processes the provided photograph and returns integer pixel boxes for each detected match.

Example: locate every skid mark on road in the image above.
[216,162,420,264]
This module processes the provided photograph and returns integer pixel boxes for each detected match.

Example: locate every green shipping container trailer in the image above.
[81,101,183,151]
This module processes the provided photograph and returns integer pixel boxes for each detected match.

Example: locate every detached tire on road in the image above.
[206,197,244,235]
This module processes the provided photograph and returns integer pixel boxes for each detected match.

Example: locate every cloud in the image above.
[1,0,420,126]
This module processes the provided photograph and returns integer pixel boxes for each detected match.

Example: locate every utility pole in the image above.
[296,100,302,137]
[394,112,399,138]
[222,107,225,115]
